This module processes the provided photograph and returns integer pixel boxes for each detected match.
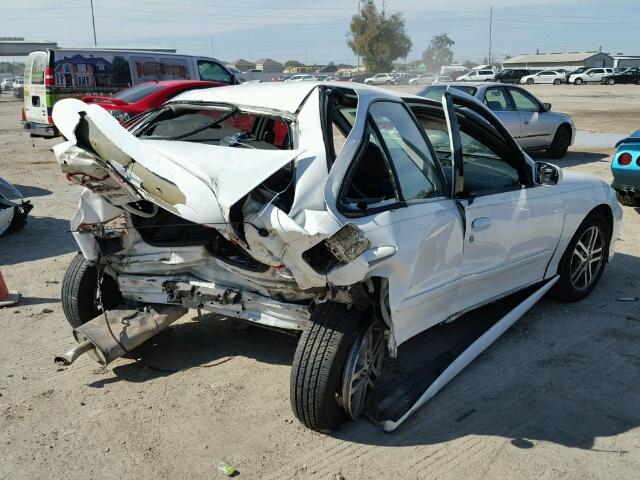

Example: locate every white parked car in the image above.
[568,67,614,85]
[432,75,453,84]
[286,74,317,82]
[51,82,621,433]
[457,69,495,82]
[408,73,436,85]
[520,70,566,85]
[0,78,14,91]
[364,73,396,85]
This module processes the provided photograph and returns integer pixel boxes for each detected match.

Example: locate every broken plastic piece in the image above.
[217,463,237,476]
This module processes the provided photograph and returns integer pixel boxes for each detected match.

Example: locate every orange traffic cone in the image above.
[0,269,20,308]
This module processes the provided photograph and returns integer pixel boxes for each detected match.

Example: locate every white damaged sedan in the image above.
[52,82,621,432]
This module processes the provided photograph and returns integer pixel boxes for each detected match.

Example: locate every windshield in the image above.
[418,85,478,101]
[114,83,165,103]
[134,105,291,150]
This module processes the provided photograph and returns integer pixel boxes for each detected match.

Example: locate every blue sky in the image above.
[2,0,639,64]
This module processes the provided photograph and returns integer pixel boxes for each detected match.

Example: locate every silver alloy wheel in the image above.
[570,226,605,291]
[341,321,385,420]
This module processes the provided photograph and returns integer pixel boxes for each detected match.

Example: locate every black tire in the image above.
[616,191,640,207]
[527,78,534,85]
[290,302,366,432]
[61,253,121,328]
[546,126,572,159]
[574,78,584,85]
[553,78,562,85]
[552,212,610,302]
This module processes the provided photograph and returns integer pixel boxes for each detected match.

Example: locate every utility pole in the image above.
[210,36,215,58]
[356,0,361,71]
[90,0,97,46]
[488,5,493,66]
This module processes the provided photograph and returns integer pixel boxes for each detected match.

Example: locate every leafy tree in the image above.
[348,0,412,72]
[422,34,455,70]
[284,60,304,68]
[463,60,478,70]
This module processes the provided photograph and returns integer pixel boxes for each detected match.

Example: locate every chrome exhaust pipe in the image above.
[55,304,187,366]
[55,340,93,366]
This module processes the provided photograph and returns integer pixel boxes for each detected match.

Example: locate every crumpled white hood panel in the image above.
[52,98,302,225]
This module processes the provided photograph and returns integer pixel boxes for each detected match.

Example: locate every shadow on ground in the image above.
[531,150,610,168]
[88,314,298,388]
[12,184,53,198]
[0,216,76,265]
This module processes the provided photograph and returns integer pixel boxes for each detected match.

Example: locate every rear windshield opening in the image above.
[134,105,291,150]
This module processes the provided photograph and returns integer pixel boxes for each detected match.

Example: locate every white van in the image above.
[457,69,496,82]
[23,48,238,137]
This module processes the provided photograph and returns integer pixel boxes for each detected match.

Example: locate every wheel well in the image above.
[588,204,614,245]
[558,122,572,135]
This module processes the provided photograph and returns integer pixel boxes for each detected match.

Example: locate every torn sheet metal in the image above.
[52,98,304,225]
[377,276,559,432]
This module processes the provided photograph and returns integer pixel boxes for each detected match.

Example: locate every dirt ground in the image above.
[0,85,639,480]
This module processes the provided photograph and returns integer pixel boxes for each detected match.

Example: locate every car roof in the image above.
[137,80,223,88]
[173,81,418,114]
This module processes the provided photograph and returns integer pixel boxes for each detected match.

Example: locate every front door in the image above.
[437,91,565,315]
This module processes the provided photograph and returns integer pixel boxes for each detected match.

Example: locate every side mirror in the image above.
[534,161,562,186]
[542,102,551,112]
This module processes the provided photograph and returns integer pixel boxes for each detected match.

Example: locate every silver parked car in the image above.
[418,82,575,158]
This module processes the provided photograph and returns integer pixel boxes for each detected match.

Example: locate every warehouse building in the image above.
[501,51,613,71]
[612,54,640,69]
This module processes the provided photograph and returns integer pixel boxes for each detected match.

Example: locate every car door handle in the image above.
[471,217,492,231]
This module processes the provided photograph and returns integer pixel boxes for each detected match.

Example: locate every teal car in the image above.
[611,130,640,207]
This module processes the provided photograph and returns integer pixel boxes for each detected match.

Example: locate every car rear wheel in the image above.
[61,253,122,329]
[553,79,562,85]
[290,302,385,432]
[607,79,615,85]
[546,126,572,159]
[552,212,610,302]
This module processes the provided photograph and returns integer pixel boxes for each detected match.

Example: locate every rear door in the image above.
[506,86,554,148]
[23,51,49,125]
[327,98,464,345]
[588,68,605,82]
[537,71,555,84]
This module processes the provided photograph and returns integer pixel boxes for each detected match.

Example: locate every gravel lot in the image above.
[1,85,639,480]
